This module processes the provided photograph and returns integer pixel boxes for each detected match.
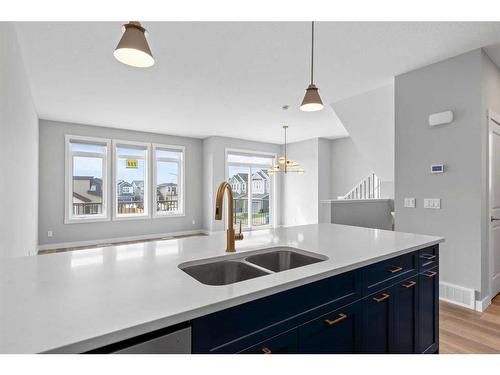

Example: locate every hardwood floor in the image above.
[440,294,500,353]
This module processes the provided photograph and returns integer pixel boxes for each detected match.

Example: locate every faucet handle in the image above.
[235,220,244,241]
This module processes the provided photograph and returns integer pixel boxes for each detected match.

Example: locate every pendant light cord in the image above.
[310,21,314,85]
[284,126,287,173]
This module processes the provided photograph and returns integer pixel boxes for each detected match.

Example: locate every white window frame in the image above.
[152,144,185,218]
[225,148,277,231]
[112,140,151,220]
[64,135,111,224]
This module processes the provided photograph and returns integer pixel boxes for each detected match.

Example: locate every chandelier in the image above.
[268,126,305,175]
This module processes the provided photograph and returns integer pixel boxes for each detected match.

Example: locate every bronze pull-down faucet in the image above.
[215,181,244,252]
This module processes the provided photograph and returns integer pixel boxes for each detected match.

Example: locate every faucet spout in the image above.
[215,181,243,252]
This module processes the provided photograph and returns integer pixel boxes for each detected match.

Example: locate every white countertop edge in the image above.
[44,237,443,354]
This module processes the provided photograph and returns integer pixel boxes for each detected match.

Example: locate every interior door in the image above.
[489,110,500,300]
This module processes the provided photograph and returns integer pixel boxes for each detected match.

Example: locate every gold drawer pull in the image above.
[423,271,437,278]
[402,281,416,288]
[388,266,403,273]
[261,347,272,354]
[324,313,348,326]
[373,293,390,303]
[421,254,436,260]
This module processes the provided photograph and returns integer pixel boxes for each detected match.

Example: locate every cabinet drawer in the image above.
[298,300,362,353]
[239,329,298,354]
[363,252,417,295]
[192,269,361,353]
[419,245,439,271]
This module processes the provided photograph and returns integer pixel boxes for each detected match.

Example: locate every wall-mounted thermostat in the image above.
[429,110,453,127]
[431,164,444,174]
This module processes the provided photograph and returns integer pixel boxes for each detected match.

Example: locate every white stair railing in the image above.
[340,172,381,200]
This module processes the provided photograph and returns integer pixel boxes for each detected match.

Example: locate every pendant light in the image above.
[268,125,305,176]
[114,21,155,68]
[300,21,324,112]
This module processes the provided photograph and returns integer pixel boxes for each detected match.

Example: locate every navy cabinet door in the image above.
[298,301,362,353]
[361,289,392,353]
[418,268,439,353]
[239,329,298,354]
[391,276,418,353]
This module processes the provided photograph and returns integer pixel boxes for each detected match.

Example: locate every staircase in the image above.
[340,172,381,200]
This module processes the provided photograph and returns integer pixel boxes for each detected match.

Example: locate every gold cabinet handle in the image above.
[324,313,348,326]
[388,266,403,273]
[261,347,272,354]
[402,281,416,288]
[421,254,436,260]
[423,271,437,278]
[373,293,390,302]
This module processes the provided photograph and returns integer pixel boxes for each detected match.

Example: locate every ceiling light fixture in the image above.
[114,21,154,68]
[268,125,305,176]
[300,21,324,112]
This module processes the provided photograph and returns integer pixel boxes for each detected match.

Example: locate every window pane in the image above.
[71,142,106,153]
[116,146,146,157]
[251,168,270,227]
[72,156,103,216]
[228,166,250,229]
[227,153,274,166]
[156,161,180,214]
[116,148,147,215]
[156,149,181,159]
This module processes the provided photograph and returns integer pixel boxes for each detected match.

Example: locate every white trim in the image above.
[37,229,205,252]
[152,143,186,218]
[475,295,492,312]
[64,134,111,224]
[112,140,151,220]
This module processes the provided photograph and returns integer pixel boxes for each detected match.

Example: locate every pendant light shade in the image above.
[300,22,324,112]
[300,83,324,112]
[114,22,154,68]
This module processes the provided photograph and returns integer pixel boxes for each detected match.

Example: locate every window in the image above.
[113,141,150,219]
[226,149,275,230]
[153,145,184,217]
[65,135,110,223]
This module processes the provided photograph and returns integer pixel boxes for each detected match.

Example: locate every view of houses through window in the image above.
[69,140,108,221]
[115,144,149,217]
[227,151,275,230]
[66,136,185,222]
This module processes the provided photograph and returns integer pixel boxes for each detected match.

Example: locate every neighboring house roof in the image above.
[157,182,177,187]
[132,180,144,187]
[73,192,92,203]
[117,180,133,187]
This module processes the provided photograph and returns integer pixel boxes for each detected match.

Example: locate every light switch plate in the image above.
[424,198,441,209]
[404,198,416,208]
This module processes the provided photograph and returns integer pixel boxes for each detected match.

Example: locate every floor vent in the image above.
[439,282,475,310]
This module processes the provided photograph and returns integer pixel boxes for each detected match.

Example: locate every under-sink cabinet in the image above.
[191,245,439,354]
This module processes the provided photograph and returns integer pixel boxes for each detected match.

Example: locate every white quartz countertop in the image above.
[0,224,443,353]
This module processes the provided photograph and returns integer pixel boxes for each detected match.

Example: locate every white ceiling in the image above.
[14,22,500,144]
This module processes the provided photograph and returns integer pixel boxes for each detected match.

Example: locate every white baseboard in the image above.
[475,295,491,312]
[37,229,207,251]
[439,281,476,310]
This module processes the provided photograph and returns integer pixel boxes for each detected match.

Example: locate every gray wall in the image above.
[282,138,319,226]
[329,137,373,199]
[202,136,281,233]
[331,199,394,231]
[395,49,485,297]
[0,23,39,258]
[39,120,204,245]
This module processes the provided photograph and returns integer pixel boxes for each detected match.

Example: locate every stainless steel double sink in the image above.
[179,247,328,286]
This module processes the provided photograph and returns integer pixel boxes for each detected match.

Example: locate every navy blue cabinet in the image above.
[391,276,419,353]
[191,245,439,354]
[298,300,363,353]
[240,329,298,354]
[362,289,392,353]
[418,268,439,353]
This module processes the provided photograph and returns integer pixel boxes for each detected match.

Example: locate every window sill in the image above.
[64,216,110,224]
[153,213,186,219]
[113,214,151,221]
